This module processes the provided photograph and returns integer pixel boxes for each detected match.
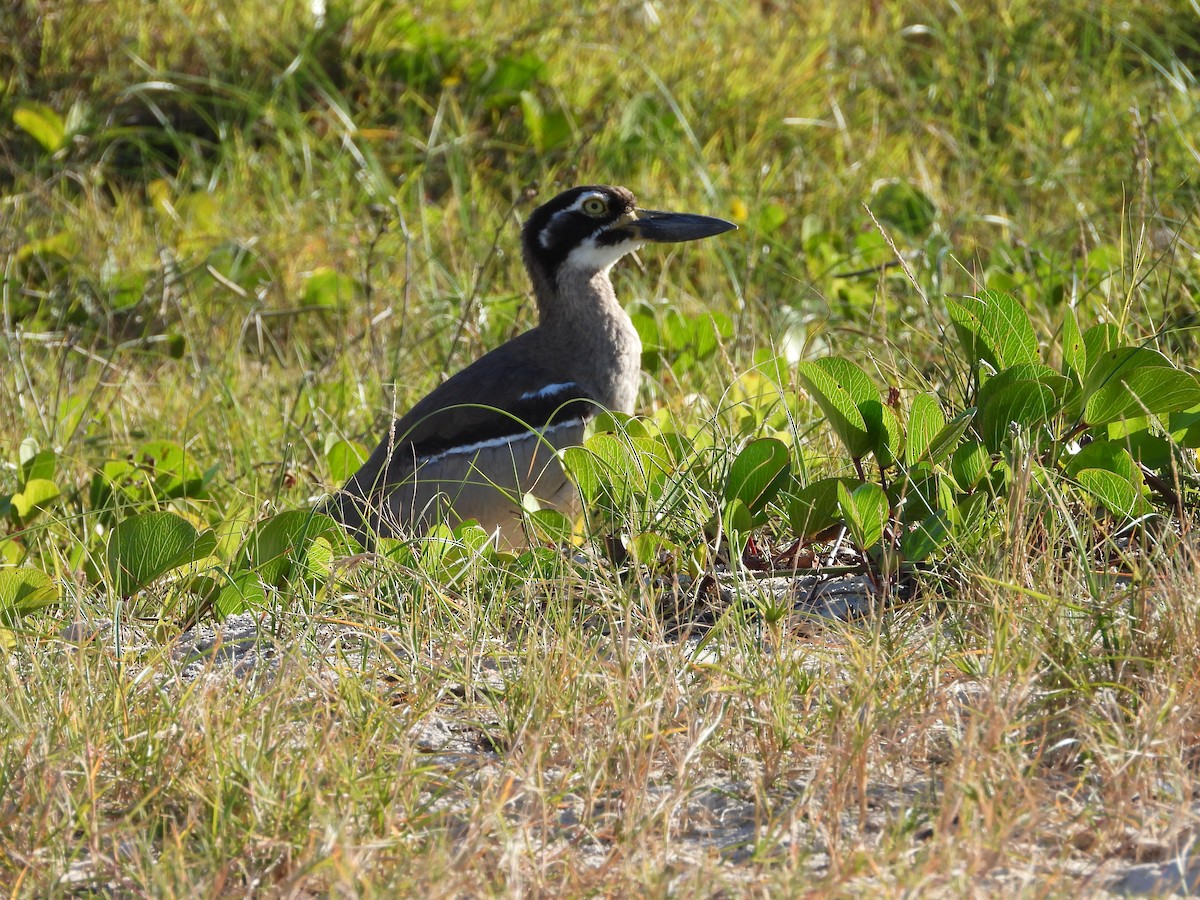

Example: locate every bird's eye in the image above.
[581,197,608,216]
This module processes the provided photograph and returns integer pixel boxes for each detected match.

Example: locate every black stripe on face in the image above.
[522,185,637,280]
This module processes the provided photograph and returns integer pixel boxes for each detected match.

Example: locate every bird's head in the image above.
[521,185,736,284]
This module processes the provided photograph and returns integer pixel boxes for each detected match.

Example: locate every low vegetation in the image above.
[3,0,1200,894]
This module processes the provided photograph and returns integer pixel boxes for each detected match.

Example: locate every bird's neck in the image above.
[534,266,643,413]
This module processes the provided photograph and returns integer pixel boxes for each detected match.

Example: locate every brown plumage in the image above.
[327,185,735,547]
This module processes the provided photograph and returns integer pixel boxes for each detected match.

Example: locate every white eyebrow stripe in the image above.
[563,191,608,213]
[519,382,579,402]
[537,192,611,248]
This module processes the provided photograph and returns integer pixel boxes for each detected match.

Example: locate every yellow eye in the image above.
[582,197,607,216]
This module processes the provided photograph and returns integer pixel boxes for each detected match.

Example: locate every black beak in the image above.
[627,209,737,243]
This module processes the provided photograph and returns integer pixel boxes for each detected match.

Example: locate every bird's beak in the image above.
[623,209,738,243]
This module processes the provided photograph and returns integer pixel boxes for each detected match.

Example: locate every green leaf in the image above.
[13,102,67,153]
[1081,324,1120,375]
[628,531,680,566]
[16,230,75,262]
[1075,469,1153,519]
[1064,440,1139,481]
[1082,347,1200,425]
[325,439,368,482]
[788,477,859,538]
[756,202,788,234]
[906,393,945,465]
[949,492,997,553]
[837,481,888,550]
[562,432,674,512]
[1063,442,1152,518]
[895,466,950,523]
[921,408,976,465]
[976,363,1069,452]
[0,567,59,625]
[21,447,56,484]
[719,499,755,554]
[1062,308,1086,383]
[137,440,210,500]
[208,570,267,617]
[901,511,951,562]
[948,291,1038,372]
[11,478,61,520]
[796,358,875,460]
[240,511,340,588]
[866,401,903,468]
[1168,405,1200,449]
[870,180,936,237]
[724,438,791,518]
[106,512,219,597]
[950,440,991,491]
[561,444,606,505]
[528,507,574,544]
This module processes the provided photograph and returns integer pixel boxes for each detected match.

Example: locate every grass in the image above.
[4,0,1200,894]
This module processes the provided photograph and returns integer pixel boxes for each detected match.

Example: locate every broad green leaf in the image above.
[137,440,209,500]
[569,433,673,506]
[837,481,888,550]
[1118,429,1171,470]
[788,477,859,538]
[721,498,755,548]
[13,102,67,153]
[240,511,340,588]
[561,444,606,504]
[866,401,903,468]
[0,567,59,625]
[209,570,267,617]
[976,363,1069,452]
[1064,442,1152,518]
[1064,440,1139,482]
[1075,469,1153,519]
[520,90,571,152]
[11,479,60,520]
[1169,405,1200,449]
[901,511,952,562]
[528,508,574,544]
[950,440,991,491]
[796,359,874,459]
[756,202,788,234]
[107,512,218,597]
[949,492,997,554]
[978,381,1059,452]
[89,459,139,512]
[1082,347,1200,425]
[949,291,1038,372]
[21,447,56,483]
[922,408,976,465]
[1081,324,1120,374]
[628,531,680,565]
[906,393,945,465]
[325,439,368,482]
[16,230,75,261]
[895,466,951,523]
[724,438,791,517]
[1062,308,1086,383]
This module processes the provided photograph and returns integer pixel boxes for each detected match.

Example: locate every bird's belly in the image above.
[383,421,584,547]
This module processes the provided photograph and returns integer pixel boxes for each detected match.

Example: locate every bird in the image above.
[327,184,736,547]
